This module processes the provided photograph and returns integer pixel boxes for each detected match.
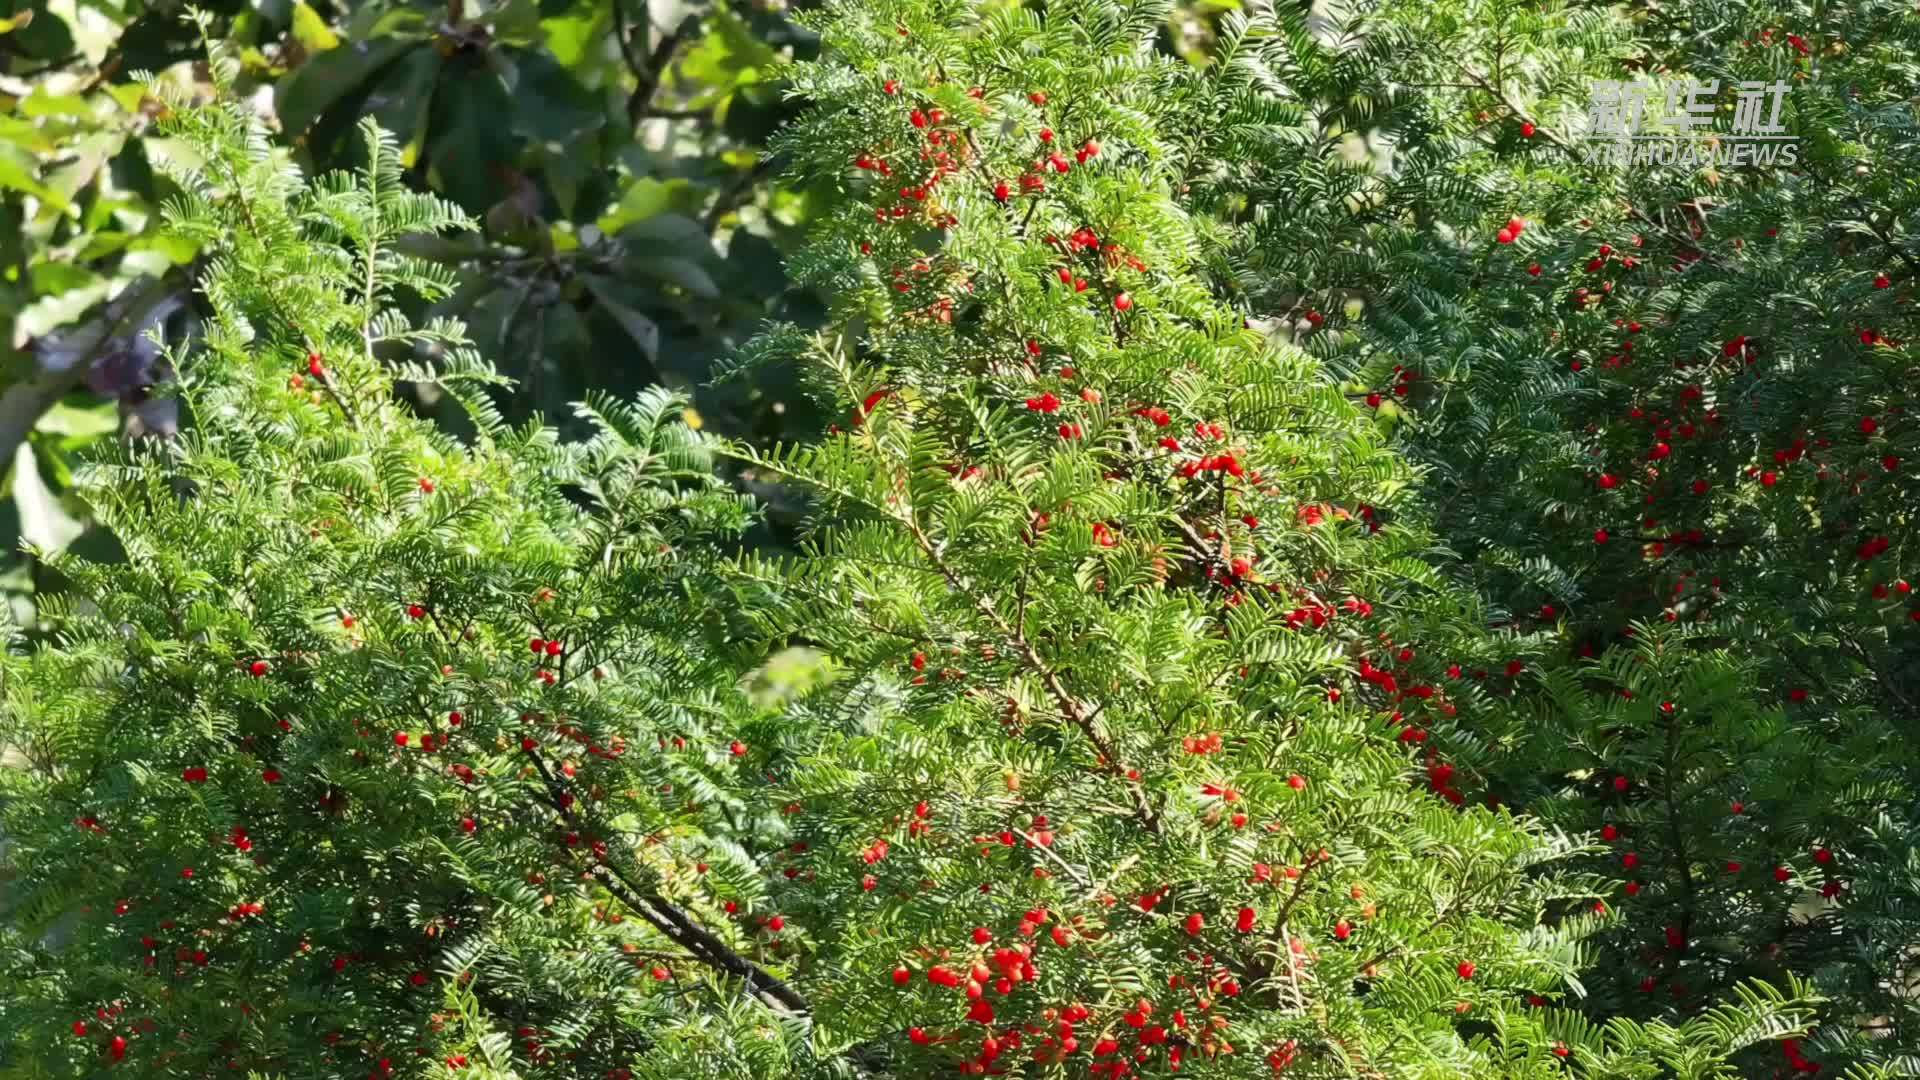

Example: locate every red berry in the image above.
[1456,961,1475,980]
[248,660,270,677]
[730,740,748,757]
[1113,293,1133,311]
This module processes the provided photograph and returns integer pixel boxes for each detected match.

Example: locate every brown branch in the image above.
[900,513,1162,832]
[703,155,782,232]
[519,747,809,1015]
[625,13,701,129]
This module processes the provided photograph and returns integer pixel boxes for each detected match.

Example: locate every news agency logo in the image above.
[1579,78,1799,167]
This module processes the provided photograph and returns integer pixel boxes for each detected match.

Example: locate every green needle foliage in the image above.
[0,46,807,1080]
[1186,0,1920,1072]
[0,1,1880,1079]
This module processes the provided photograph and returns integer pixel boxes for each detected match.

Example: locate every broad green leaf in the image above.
[11,443,83,556]
[0,116,59,153]
[360,46,443,167]
[539,3,615,71]
[626,255,720,300]
[0,143,69,212]
[35,400,118,439]
[425,63,520,212]
[19,90,96,119]
[581,275,661,363]
[276,34,418,137]
[290,2,340,51]
[127,231,202,267]
[597,178,706,234]
[15,275,109,338]
[618,212,712,254]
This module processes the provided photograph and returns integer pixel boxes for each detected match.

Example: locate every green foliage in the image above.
[0,77,810,1080]
[1192,0,1920,1071]
[704,0,1816,1074]
[3,0,1908,1077]
[0,0,821,627]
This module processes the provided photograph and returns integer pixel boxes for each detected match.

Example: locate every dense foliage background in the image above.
[0,0,1914,1078]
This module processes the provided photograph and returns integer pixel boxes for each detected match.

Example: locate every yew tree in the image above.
[1189,0,1920,1071]
[0,2,1846,1080]
[712,0,1815,1075]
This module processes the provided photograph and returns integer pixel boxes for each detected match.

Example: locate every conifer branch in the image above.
[520,747,810,1016]
[899,511,1162,833]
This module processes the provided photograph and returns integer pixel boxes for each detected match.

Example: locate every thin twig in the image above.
[520,747,809,1015]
